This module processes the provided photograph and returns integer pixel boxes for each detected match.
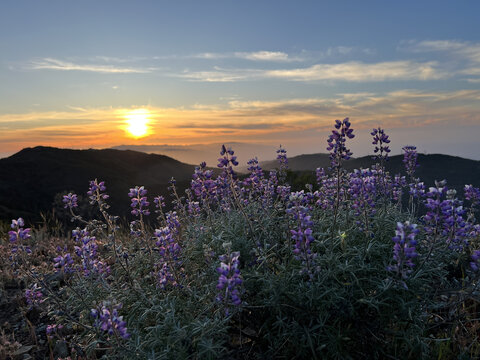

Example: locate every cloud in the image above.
[27,58,152,73]
[402,40,480,79]
[265,61,444,81]
[406,40,480,62]
[193,51,302,62]
[179,60,446,82]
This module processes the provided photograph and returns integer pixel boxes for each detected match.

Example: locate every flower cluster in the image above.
[53,246,75,274]
[25,283,44,308]
[327,118,355,169]
[402,146,418,178]
[73,229,110,277]
[191,162,216,205]
[371,127,391,161]
[128,186,150,216]
[62,193,78,209]
[217,145,239,169]
[91,301,130,339]
[387,221,419,287]
[348,169,377,233]
[216,248,242,315]
[8,218,31,244]
[154,212,182,288]
[87,179,109,207]
[9,218,32,260]
[287,192,318,277]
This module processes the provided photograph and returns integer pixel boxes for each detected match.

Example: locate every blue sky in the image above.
[1,0,480,164]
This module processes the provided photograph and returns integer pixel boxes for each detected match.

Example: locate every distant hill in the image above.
[0,146,197,222]
[1,147,479,224]
[265,153,480,192]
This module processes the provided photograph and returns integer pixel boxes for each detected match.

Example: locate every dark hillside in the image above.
[0,146,197,222]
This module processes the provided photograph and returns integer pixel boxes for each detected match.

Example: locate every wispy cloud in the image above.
[179,60,446,82]
[265,61,444,81]
[405,40,480,62]
[27,58,152,73]
[192,50,303,62]
[401,40,480,80]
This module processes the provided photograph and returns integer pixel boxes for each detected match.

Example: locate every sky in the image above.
[1,0,480,165]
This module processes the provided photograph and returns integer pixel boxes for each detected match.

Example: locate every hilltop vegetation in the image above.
[1,119,479,359]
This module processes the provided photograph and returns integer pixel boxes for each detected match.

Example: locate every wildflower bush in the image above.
[2,118,480,359]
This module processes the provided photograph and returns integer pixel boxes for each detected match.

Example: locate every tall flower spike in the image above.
[327,117,355,170]
[402,146,418,178]
[371,127,391,162]
[216,248,243,315]
[387,221,419,288]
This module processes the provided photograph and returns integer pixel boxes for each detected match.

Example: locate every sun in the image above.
[123,108,151,138]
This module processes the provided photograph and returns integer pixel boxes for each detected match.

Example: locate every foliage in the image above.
[1,120,480,359]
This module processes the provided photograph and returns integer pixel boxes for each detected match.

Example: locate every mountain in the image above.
[0,146,198,222]
[268,153,480,192]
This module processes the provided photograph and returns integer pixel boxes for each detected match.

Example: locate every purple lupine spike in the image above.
[387,221,419,288]
[154,211,182,288]
[91,301,130,339]
[371,127,391,162]
[402,146,418,178]
[53,246,75,274]
[327,118,354,170]
[25,283,44,308]
[287,192,318,278]
[62,193,78,209]
[216,249,243,315]
[72,229,110,277]
[348,169,377,233]
[128,186,150,216]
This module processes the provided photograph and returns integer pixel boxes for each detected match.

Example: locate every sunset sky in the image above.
[1,0,480,164]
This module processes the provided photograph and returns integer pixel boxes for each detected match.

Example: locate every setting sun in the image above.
[124,108,151,138]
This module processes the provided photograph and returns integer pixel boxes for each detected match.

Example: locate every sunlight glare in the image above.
[124,109,151,138]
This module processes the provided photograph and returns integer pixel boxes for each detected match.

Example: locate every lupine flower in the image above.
[465,185,480,209]
[8,218,31,243]
[371,127,391,161]
[62,193,78,209]
[217,145,239,169]
[191,162,217,204]
[423,180,451,238]
[348,169,377,233]
[216,249,243,315]
[387,221,419,288]
[128,186,150,216]
[326,118,355,170]
[402,146,418,178]
[154,211,182,288]
[87,179,109,206]
[91,301,130,339]
[73,229,110,277]
[53,246,75,274]
[242,157,266,202]
[287,192,318,278]
[9,218,32,256]
[25,283,44,307]
[315,168,336,210]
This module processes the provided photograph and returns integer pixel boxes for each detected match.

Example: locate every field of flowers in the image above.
[1,118,479,359]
